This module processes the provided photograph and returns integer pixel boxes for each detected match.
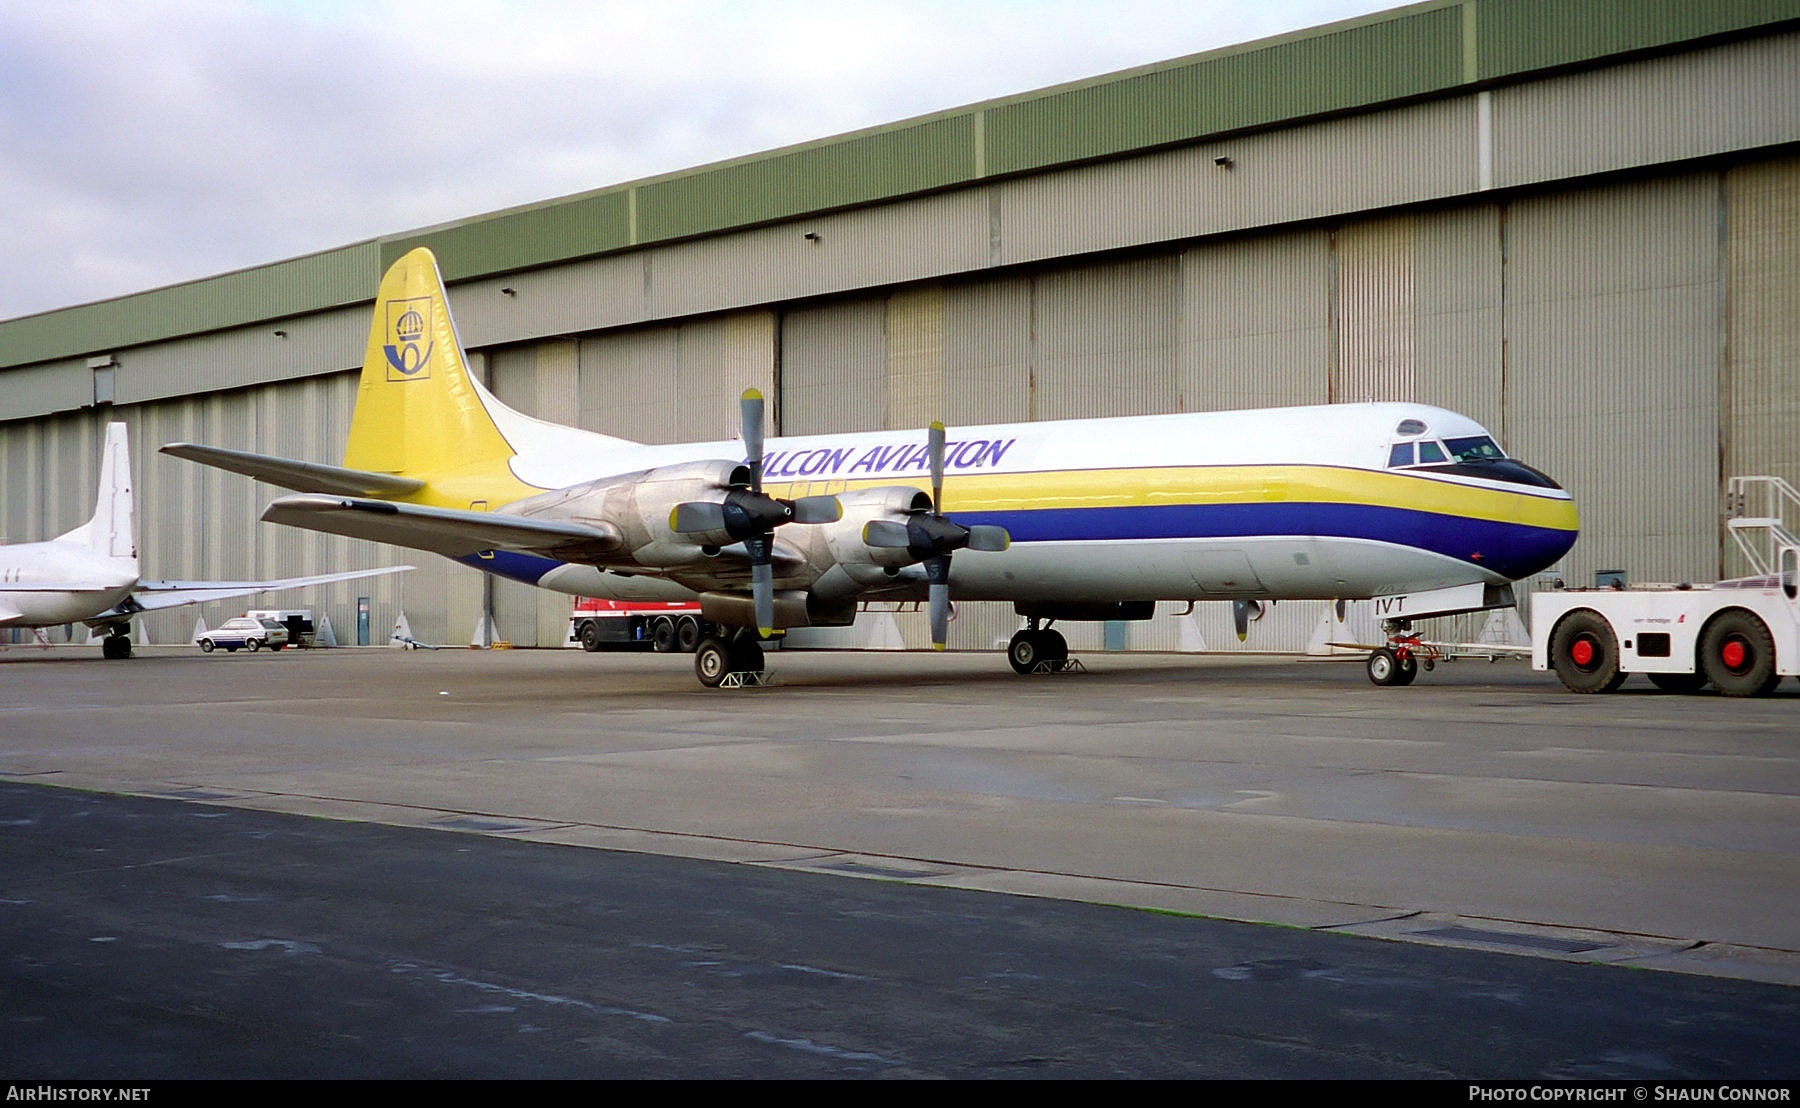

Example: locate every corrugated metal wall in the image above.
[1503,176,1723,587]
[1722,155,1800,576]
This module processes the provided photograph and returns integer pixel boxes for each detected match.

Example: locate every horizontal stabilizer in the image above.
[262,495,624,562]
[85,565,413,625]
[160,443,425,498]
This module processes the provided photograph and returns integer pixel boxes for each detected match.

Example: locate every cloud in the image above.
[0,0,1394,321]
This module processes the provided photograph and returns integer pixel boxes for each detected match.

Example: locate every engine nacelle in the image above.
[821,486,934,570]
[503,458,748,567]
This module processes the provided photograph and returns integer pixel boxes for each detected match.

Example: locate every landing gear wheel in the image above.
[1007,630,1068,674]
[695,637,731,687]
[1647,671,1707,694]
[676,617,703,653]
[1549,610,1625,693]
[1006,631,1039,674]
[1699,610,1779,697]
[651,618,677,653]
[101,635,132,660]
[694,635,766,687]
[1366,647,1416,687]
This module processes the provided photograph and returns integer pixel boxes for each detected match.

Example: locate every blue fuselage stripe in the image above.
[460,503,1575,587]
[958,501,1573,581]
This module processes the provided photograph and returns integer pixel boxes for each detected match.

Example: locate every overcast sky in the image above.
[0,0,1398,322]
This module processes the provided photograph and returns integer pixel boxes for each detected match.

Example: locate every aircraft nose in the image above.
[1500,493,1579,580]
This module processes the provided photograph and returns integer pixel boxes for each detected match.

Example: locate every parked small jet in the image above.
[164,248,1578,687]
[1,422,408,658]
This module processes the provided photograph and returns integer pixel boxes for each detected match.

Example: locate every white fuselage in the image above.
[0,539,139,628]
[473,402,1579,607]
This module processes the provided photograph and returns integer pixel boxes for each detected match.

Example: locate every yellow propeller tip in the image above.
[743,387,764,401]
[929,421,945,432]
[759,627,774,638]
[933,642,947,651]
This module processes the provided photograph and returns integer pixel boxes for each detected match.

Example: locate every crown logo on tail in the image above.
[383,297,435,380]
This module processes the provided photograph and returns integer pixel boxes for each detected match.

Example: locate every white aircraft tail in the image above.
[56,422,137,565]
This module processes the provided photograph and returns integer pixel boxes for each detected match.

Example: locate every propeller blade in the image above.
[928,421,946,515]
[862,519,912,548]
[741,388,765,491]
[789,494,842,524]
[671,501,726,534]
[926,554,952,650]
[965,525,1009,552]
[929,583,950,650]
[752,562,774,636]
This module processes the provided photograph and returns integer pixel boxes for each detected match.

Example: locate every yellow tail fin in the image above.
[343,248,516,485]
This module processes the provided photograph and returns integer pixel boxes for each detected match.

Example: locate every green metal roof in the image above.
[5,0,1796,370]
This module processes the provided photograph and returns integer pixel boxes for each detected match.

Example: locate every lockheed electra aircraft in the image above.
[1,422,408,657]
[163,248,1579,687]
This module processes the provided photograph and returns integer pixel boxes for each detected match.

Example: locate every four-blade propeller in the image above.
[863,422,1010,649]
[671,389,840,635]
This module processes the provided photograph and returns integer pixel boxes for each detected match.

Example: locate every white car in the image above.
[198,617,290,653]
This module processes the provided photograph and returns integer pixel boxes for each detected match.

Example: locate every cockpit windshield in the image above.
[1444,435,1506,463]
[1384,428,1560,489]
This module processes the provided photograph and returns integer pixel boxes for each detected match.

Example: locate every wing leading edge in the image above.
[261,495,624,563]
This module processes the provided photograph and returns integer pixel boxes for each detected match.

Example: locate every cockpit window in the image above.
[1445,435,1506,463]
[1387,443,1414,467]
[1416,441,1446,464]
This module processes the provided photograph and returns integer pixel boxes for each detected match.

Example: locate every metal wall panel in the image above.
[993,95,1480,271]
[984,3,1462,174]
[885,286,945,432]
[110,304,366,407]
[1491,32,1800,191]
[578,327,681,442]
[1414,206,1505,431]
[1723,156,1800,572]
[0,242,378,370]
[1476,0,1800,78]
[942,277,1033,426]
[0,362,93,422]
[383,189,633,281]
[1030,256,1179,421]
[676,312,778,441]
[1177,230,1331,412]
[1503,175,1723,586]
[779,300,887,436]
[643,189,990,327]
[1332,216,1418,404]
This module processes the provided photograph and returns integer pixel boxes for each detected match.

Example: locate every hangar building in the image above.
[3,0,1798,653]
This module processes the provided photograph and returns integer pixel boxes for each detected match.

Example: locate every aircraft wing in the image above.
[262,494,625,563]
[160,443,425,498]
[84,565,414,625]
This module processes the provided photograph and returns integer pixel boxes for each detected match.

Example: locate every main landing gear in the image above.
[99,623,132,660]
[1007,622,1070,675]
[694,630,768,688]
